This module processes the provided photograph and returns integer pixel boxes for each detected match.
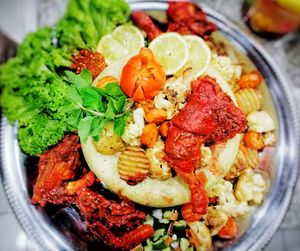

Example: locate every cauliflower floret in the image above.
[154,91,176,119]
[234,169,266,204]
[164,68,193,103]
[188,222,212,251]
[121,108,144,146]
[211,54,242,91]
[145,138,171,180]
[204,207,228,236]
[247,111,275,133]
[200,146,212,169]
[154,69,193,119]
[263,131,276,146]
[195,169,220,190]
[208,179,251,217]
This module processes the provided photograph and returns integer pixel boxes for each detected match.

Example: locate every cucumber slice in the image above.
[146,214,154,221]
[161,247,171,251]
[152,239,166,250]
[173,221,187,238]
[180,238,190,251]
[144,218,154,226]
[159,218,170,224]
[153,229,165,241]
[186,247,194,251]
[144,245,153,251]
[146,239,153,246]
[163,210,178,221]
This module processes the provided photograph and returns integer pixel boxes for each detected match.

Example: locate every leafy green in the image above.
[0,0,130,155]
[64,69,131,142]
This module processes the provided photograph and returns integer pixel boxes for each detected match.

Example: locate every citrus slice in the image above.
[97,25,145,65]
[149,32,189,75]
[180,35,211,78]
[97,34,128,65]
[112,24,145,54]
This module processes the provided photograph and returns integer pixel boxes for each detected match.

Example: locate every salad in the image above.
[0,0,277,250]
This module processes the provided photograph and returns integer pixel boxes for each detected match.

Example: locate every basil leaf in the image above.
[90,118,108,141]
[65,70,89,89]
[105,82,124,96]
[78,116,94,142]
[80,69,92,84]
[66,86,82,107]
[67,109,83,129]
[114,116,126,136]
[80,87,101,111]
[105,100,116,119]
[115,96,126,113]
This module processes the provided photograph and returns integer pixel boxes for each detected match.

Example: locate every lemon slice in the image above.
[97,25,145,65]
[180,35,211,78]
[112,25,145,54]
[97,34,128,64]
[149,32,189,75]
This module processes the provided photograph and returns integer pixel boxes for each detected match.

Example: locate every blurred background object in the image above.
[0,0,299,250]
[242,0,300,39]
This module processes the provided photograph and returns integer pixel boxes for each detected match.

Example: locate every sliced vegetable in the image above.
[163,210,178,221]
[173,220,187,238]
[144,245,153,251]
[145,215,154,226]
[153,229,165,241]
[153,238,166,249]
[153,209,163,220]
[238,71,262,89]
[159,121,169,137]
[149,32,189,75]
[120,48,166,101]
[218,217,237,239]
[243,131,264,150]
[141,123,159,147]
[247,111,275,133]
[145,109,167,124]
[180,238,190,251]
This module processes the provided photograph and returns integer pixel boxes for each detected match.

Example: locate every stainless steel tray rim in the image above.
[1,1,299,251]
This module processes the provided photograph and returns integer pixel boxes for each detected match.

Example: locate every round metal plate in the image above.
[0,1,299,251]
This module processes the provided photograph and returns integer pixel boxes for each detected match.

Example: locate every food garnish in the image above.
[120,48,166,101]
[64,69,132,142]
[97,24,145,65]
[149,32,189,75]
[0,0,130,155]
[180,35,212,78]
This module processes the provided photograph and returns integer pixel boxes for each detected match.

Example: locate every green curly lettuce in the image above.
[0,0,130,155]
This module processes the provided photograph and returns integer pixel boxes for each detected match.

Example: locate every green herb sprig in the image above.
[64,69,133,142]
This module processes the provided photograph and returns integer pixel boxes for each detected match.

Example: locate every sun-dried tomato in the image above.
[71,49,106,79]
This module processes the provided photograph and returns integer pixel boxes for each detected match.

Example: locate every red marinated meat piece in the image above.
[32,134,154,250]
[164,124,203,172]
[172,75,247,143]
[167,1,217,40]
[32,133,81,206]
[131,11,163,41]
